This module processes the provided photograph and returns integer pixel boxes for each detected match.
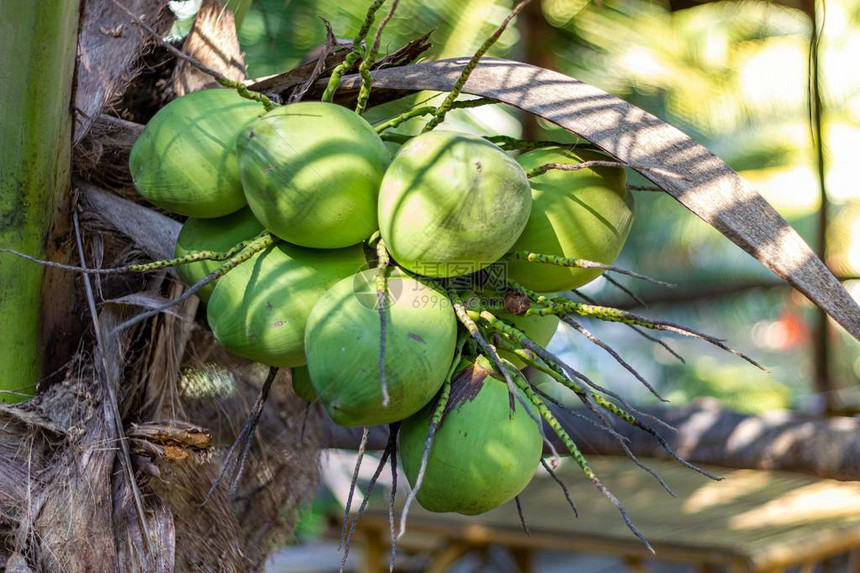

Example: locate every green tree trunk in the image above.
[0,1,80,402]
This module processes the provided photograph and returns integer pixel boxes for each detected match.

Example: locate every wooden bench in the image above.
[344,456,860,572]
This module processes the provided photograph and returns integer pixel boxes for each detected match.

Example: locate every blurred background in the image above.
[171,0,860,568]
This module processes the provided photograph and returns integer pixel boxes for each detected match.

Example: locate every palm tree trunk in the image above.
[0,0,80,402]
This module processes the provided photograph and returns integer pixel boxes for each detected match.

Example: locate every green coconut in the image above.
[237,102,390,249]
[207,243,365,367]
[507,147,634,293]
[291,366,317,402]
[173,207,265,301]
[129,89,262,218]
[400,356,543,515]
[304,269,457,427]
[378,131,532,278]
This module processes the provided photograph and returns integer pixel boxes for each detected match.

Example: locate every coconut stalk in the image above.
[0,0,80,402]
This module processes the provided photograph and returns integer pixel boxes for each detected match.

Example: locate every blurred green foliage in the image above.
[239,0,522,77]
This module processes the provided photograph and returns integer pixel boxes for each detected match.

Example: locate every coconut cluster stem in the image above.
[525,160,629,179]
[339,427,370,550]
[488,291,680,433]
[559,314,666,402]
[602,273,648,306]
[487,297,721,482]
[1,235,263,276]
[422,0,535,132]
[110,232,276,334]
[376,240,391,407]
[482,310,659,433]
[484,135,598,152]
[507,278,754,368]
[355,0,401,114]
[216,77,277,111]
[512,372,594,480]
[398,375,450,540]
[322,0,388,103]
[572,288,686,363]
[511,368,653,550]
[505,250,674,287]
[524,297,765,370]
[447,289,520,410]
[375,98,497,133]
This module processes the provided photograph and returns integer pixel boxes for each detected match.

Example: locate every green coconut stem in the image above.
[514,340,672,489]
[355,50,377,117]
[497,326,719,482]
[558,314,667,402]
[109,0,275,110]
[376,239,391,407]
[398,378,451,539]
[572,289,686,364]
[355,0,401,114]
[379,131,412,144]
[495,335,641,438]
[375,106,436,133]
[216,77,276,111]
[0,235,263,276]
[111,232,275,334]
[375,98,497,133]
[499,341,585,398]
[633,324,686,362]
[526,298,765,370]
[492,302,678,434]
[505,251,674,287]
[447,289,520,410]
[525,160,628,179]
[422,0,535,132]
[512,372,592,479]
[533,383,676,497]
[398,332,465,539]
[321,0,388,103]
[481,309,673,436]
[510,279,744,370]
[533,338,719,480]
[485,135,599,152]
[229,366,279,495]
[485,316,632,438]
[512,371,652,551]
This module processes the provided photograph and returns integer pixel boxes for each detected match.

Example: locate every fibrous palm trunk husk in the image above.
[0,1,323,570]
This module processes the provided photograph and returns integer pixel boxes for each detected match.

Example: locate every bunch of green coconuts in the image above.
[129,87,633,517]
